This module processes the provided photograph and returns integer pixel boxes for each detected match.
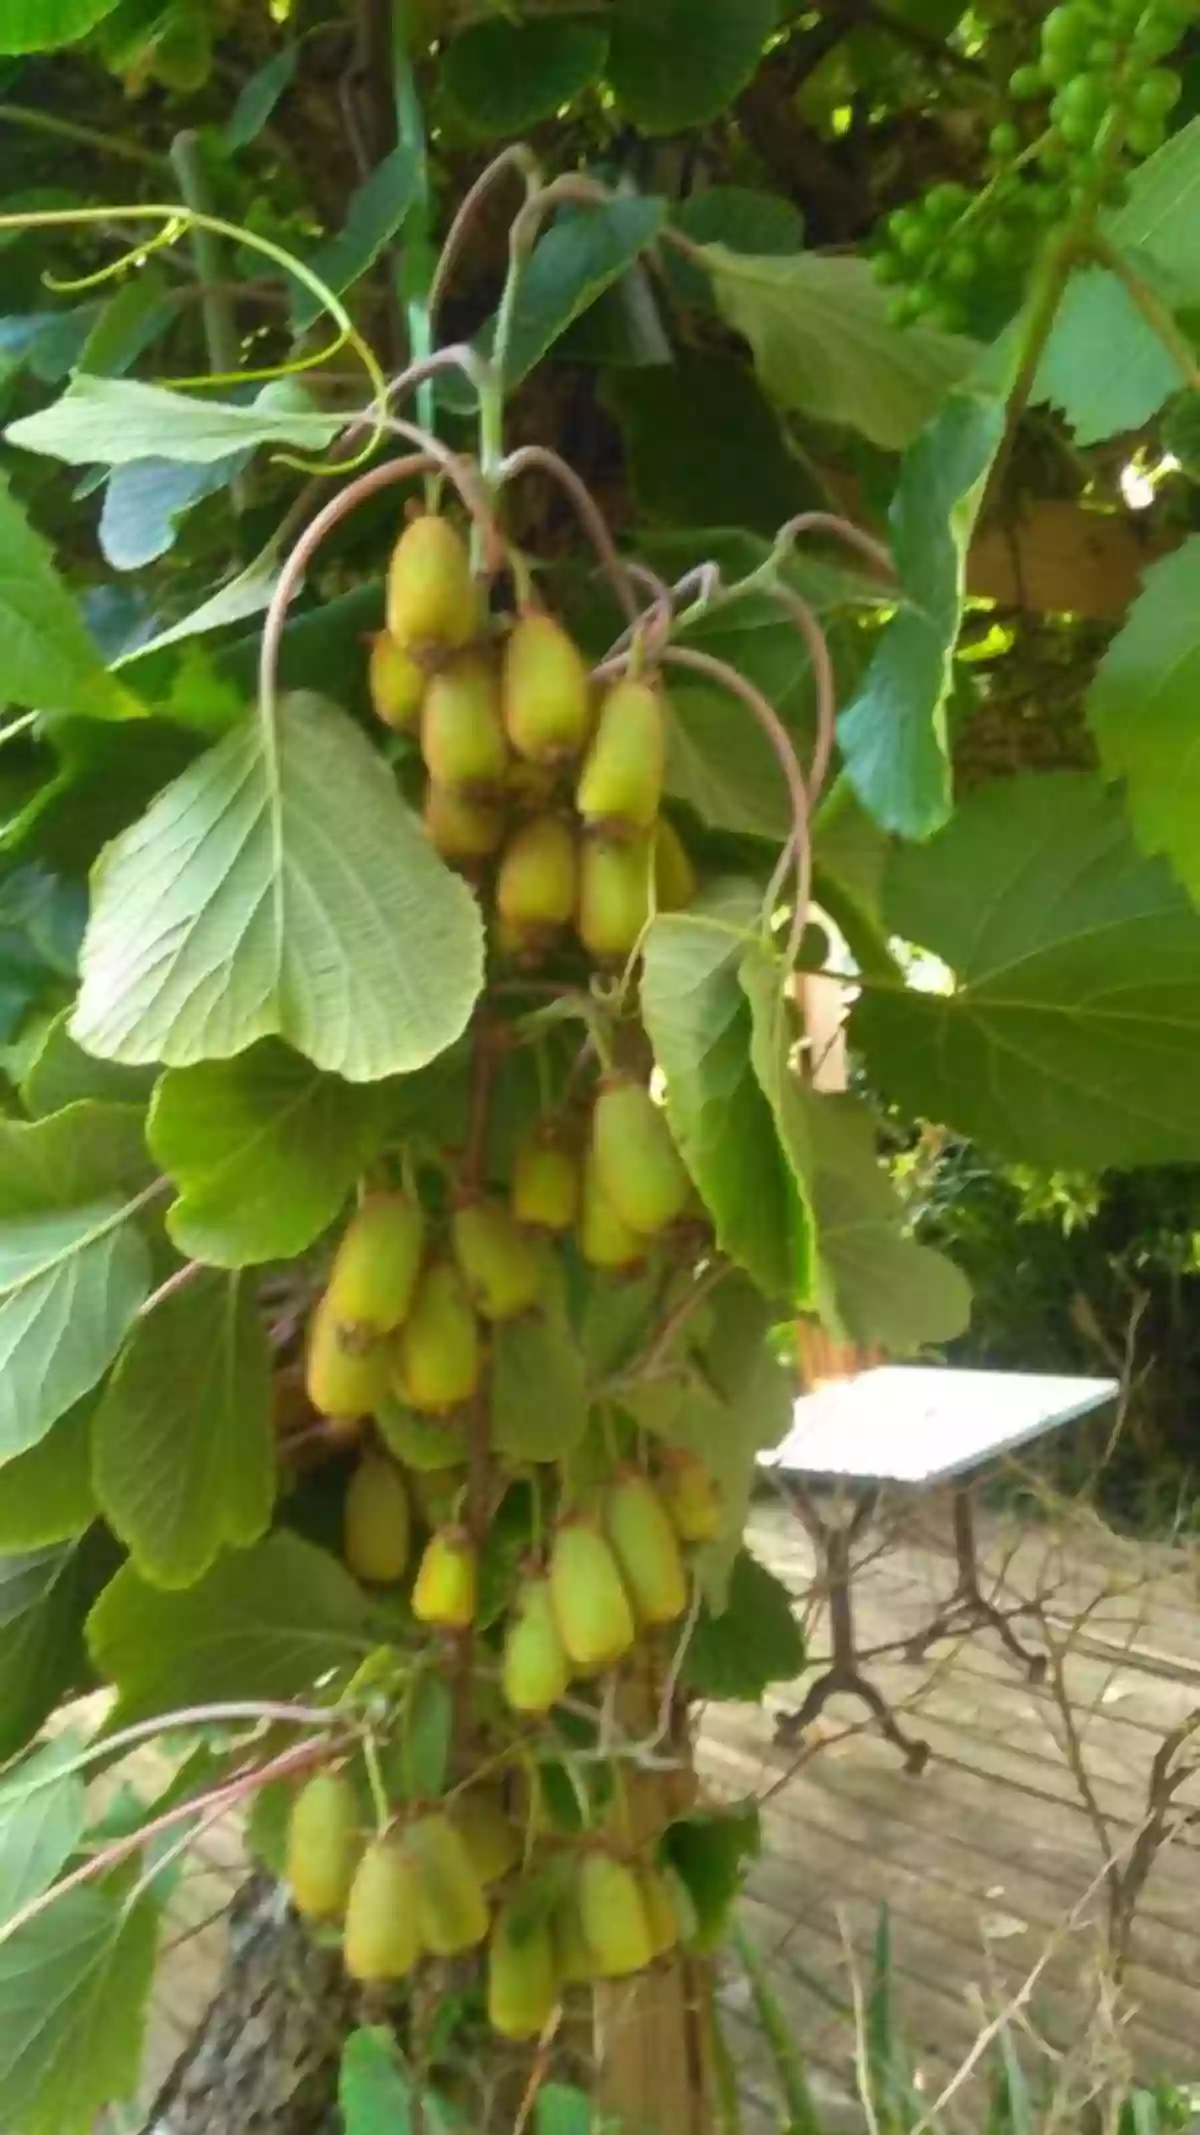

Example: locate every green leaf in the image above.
[684,1548,805,1701]
[739,943,816,1301]
[0,1881,160,2135]
[662,1804,760,1953]
[673,186,803,259]
[606,352,822,538]
[838,385,1006,838]
[536,2085,618,2135]
[799,1091,971,1350]
[72,693,485,1083]
[641,899,799,1301]
[0,1398,95,1550]
[7,375,344,468]
[1033,265,1181,446]
[78,267,175,380]
[501,197,666,390]
[443,16,607,138]
[88,1530,372,1725]
[0,1733,86,1924]
[293,147,422,332]
[0,1539,98,1759]
[854,773,1200,1167]
[116,548,281,662]
[1086,538,1200,904]
[93,1269,274,1588]
[0,476,142,722]
[0,0,119,51]
[340,2027,458,2135]
[1107,116,1200,304]
[100,455,244,573]
[0,1104,154,1459]
[492,1265,589,1461]
[608,0,774,133]
[148,1042,395,1267]
[703,249,978,452]
[19,1010,155,1119]
[393,1673,452,1804]
[222,42,298,150]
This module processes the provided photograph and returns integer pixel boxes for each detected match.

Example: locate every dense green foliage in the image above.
[0,2,1200,2130]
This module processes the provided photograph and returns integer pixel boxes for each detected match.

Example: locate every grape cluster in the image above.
[873,0,1191,332]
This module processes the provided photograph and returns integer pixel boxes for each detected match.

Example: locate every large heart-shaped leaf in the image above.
[0,478,141,722]
[0,1881,160,2135]
[0,0,119,51]
[93,1270,274,1588]
[88,1530,373,1724]
[853,774,1200,1167]
[1086,538,1200,905]
[607,0,774,133]
[72,693,484,1083]
[0,1733,86,1924]
[0,1400,95,1551]
[0,1540,99,1759]
[149,1042,395,1267]
[0,1105,155,1459]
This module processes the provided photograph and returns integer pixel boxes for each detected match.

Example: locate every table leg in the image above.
[772,1488,930,1774]
[904,1484,1046,1683]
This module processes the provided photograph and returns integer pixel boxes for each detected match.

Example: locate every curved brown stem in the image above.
[775,511,893,581]
[379,416,505,568]
[768,581,837,808]
[427,144,542,328]
[498,444,641,623]
[662,644,811,964]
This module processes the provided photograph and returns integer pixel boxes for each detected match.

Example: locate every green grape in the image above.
[1131,11,1185,60]
[1041,3,1094,57]
[906,282,938,319]
[989,120,1021,159]
[1010,62,1045,99]
[886,289,921,326]
[872,248,903,285]
[925,295,969,333]
[1135,66,1182,114]
[1126,108,1168,153]
[895,216,933,259]
[943,243,978,286]
[1089,35,1119,64]
[1054,72,1112,146]
[1036,132,1071,173]
[981,218,1022,265]
[925,180,971,225]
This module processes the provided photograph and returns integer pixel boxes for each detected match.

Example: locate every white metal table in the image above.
[759,1367,1118,1772]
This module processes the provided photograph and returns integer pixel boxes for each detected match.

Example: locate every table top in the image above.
[758,1366,1119,1487]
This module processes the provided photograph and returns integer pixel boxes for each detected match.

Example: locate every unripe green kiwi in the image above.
[326,1192,426,1340]
[410,1462,467,1527]
[502,611,592,764]
[452,1198,544,1321]
[452,1787,521,1885]
[503,1571,571,1714]
[423,781,504,863]
[640,1862,680,1959]
[511,1121,580,1232]
[577,675,665,836]
[368,631,426,732]
[286,1769,359,1920]
[421,652,508,797]
[496,813,578,947]
[404,1809,489,1954]
[578,1148,645,1272]
[386,514,477,651]
[412,1522,477,1629]
[549,1513,636,1672]
[343,1448,411,1585]
[654,816,697,911]
[393,1259,481,1413]
[377,1401,465,1472]
[305,1292,393,1420]
[553,1890,596,1984]
[605,1467,688,1626]
[592,1077,689,1235]
[343,1836,423,1980]
[577,833,653,961]
[659,1449,722,1542]
[488,1899,559,2040]
[578,1851,654,1977]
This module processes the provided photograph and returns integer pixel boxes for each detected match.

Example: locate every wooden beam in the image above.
[967,500,1178,620]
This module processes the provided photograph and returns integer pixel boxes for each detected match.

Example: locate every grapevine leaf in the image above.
[662,1804,760,1952]
[72,694,485,1083]
[0,1398,95,1550]
[0,1733,87,1923]
[1086,539,1200,904]
[683,1550,805,1700]
[501,197,666,389]
[87,1530,373,1724]
[853,773,1200,1166]
[1107,115,1200,303]
[0,1881,160,2135]
[0,476,141,721]
[93,1269,274,1589]
[702,249,978,452]
[838,385,1006,838]
[443,16,607,137]
[19,1010,155,1119]
[148,1043,395,1267]
[7,375,344,467]
[0,1539,99,1759]
[1033,265,1181,446]
[294,147,423,332]
[641,899,801,1301]
[0,1104,155,1459]
[0,0,119,51]
[607,0,774,133]
[493,1261,588,1461]
[606,352,822,538]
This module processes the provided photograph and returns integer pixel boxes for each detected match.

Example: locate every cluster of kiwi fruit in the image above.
[284,507,729,2031]
[368,510,696,960]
